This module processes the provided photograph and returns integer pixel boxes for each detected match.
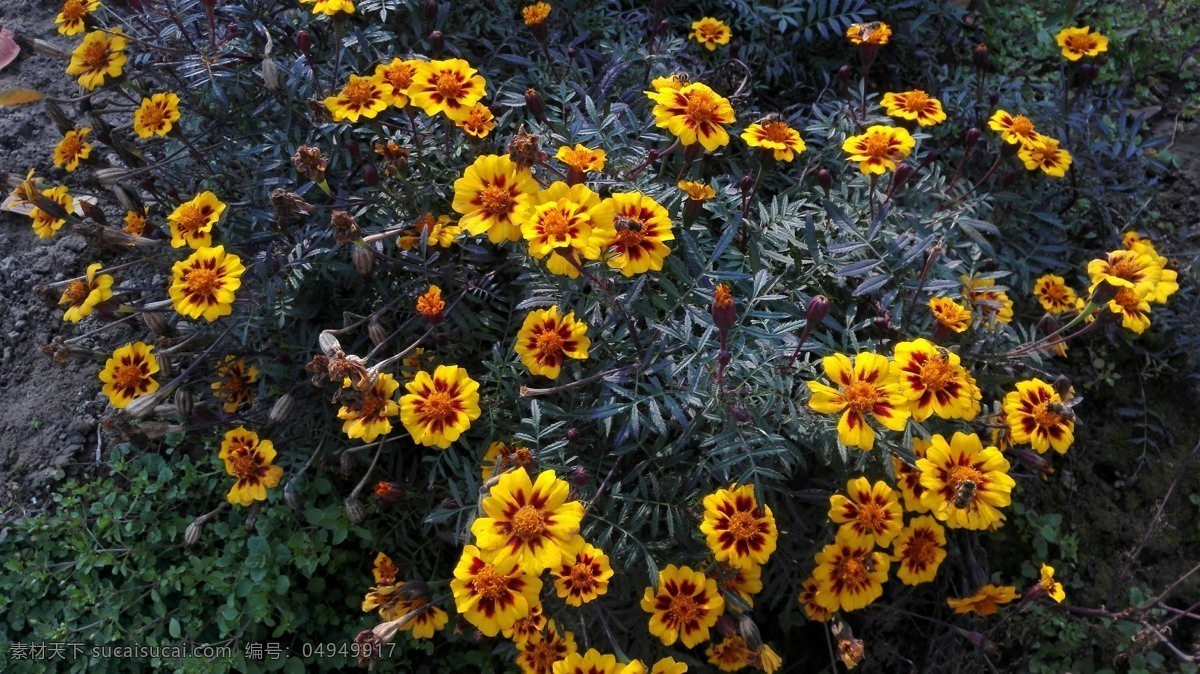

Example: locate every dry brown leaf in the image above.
[0,88,42,106]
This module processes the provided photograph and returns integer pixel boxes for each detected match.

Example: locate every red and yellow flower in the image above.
[53,128,92,172]
[700,484,778,569]
[503,602,546,644]
[450,545,542,637]
[338,373,400,443]
[67,28,127,90]
[408,59,487,122]
[168,245,246,321]
[556,145,606,173]
[1019,135,1072,177]
[710,560,762,608]
[59,262,113,322]
[1055,26,1109,61]
[30,185,74,239]
[678,180,716,201]
[947,584,1020,616]
[798,577,832,622]
[892,338,982,422]
[916,432,1015,530]
[812,530,891,612]
[552,543,613,606]
[1087,248,1162,298]
[806,352,911,451]
[219,426,283,506]
[325,74,393,123]
[515,307,591,380]
[1033,274,1079,314]
[1039,564,1066,603]
[481,441,533,482]
[842,125,915,174]
[706,636,752,671]
[416,285,445,323]
[929,296,972,333]
[1107,287,1152,333]
[689,17,731,51]
[516,620,576,674]
[399,365,481,449]
[988,110,1040,147]
[471,467,585,574]
[98,341,160,409]
[458,103,496,138]
[892,516,947,585]
[962,275,1014,325]
[168,191,226,249]
[133,92,182,138]
[397,213,461,251]
[846,21,891,45]
[453,154,539,244]
[646,82,737,151]
[641,564,724,648]
[828,477,904,548]
[374,58,420,108]
[741,119,807,162]
[211,356,260,413]
[881,90,947,127]
[522,2,551,26]
[1002,378,1075,454]
[56,0,99,35]
[1127,239,1179,303]
[893,438,930,513]
[603,192,674,276]
[553,649,624,674]
[522,182,615,275]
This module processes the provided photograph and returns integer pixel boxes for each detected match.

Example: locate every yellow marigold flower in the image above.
[98,341,159,409]
[603,191,674,276]
[133,92,181,138]
[374,58,420,108]
[892,338,982,422]
[700,484,778,569]
[53,128,92,172]
[621,657,688,674]
[471,467,585,574]
[408,58,487,122]
[552,543,613,606]
[457,103,496,138]
[641,564,723,648]
[416,285,445,322]
[450,545,542,637]
[1033,274,1079,314]
[689,17,731,51]
[399,365,481,449]
[1086,248,1161,298]
[168,245,245,321]
[211,355,260,413]
[556,144,607,173]
[11,168,43,206]
[124,208,149,237]
[503,602,546,644]
[373,552,399,584]
[299,0,355,15]
[893,438,930,513]
[806,352,911,451]
[481,441,533,482]
[916,432,1015,530]
[402,600,449,639]
[812,530,890,612]
[741,119,807,162]
[168,191,226,249]
[1019,135,1072,177]
[892,516,947,585]
[710,560,762,608]
[846,21,891,45]
[1108,287,1152,333]
[798,577,832,622]
[30,185,74,239]
[752,645,783,674]
[325,73,393,123]
[397,213,461,251]
[828,477,904,548]
[56,0,99,35]
[515,307,591,380]
[1055,26,1109,61]
[928,296,972,333]
[362,582,406,620]
[554,649,624,674]
[1039,564,1066,603]
[1002,378,1075,455]
[516,620,576,674]
[1128,240,1179,303]
[962,275,1014,325]
[678,180,716,201]
[522,2,551,25]
[1122,231,1143,249]
[219,426,283,506]
[988,110,1040,147]
[453,154,539,244]
[650,73,688,92]
[522,182,615,273]
[67,28,127,90]
[646,82,737,151]
[338,373,400,443]
[880,90,947,127]
[947,584,1020,616]
[842,125,914,175]
[706,636,752,671]
[59,262,113,322]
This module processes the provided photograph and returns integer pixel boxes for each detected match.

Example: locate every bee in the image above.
[935,346,952,361]
[857,22,887,42]
[952,479,977,510]
[1050,375,1083,423]
[615,215,643,232]
[863,553,877,574]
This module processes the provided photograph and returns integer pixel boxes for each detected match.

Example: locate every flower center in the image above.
[83,40,109,69]
[1009,116,1034,136]
[700,26,723,40]
[1066,34,1097,52]
[918,354,954,391]
[540,209,572,238]
[385,66,414,90]
[184,267,219,296]
[904,90,930,109]
[62,0,87,20]
[177,205,210,235]
[64,280,89,305]
[864,132,894,158]
[726,511,760,541]
[343,79,376,107]
[905,532,937,567]
[946,465,984,497]
[435,72,464,99]
[841,380,879,413]
[684,91,719,123]
[230,451,259,479]
[613,227,646,248]
[1113,288,1142,311]
[114,363,145,391]
[511,504,546,539]
[1109,255,1140,280]
[1030,400,1064,429]
[534,330,564,358]
[762,121,793,143]
[1044,284,1070,303]
[568,563,594,586]
[479,185,513,215]
[61,136,85,157]
[140,104,166,129]
[471,565,506,601]
[530,640,560,668]
[853,501,887,533]
[835,554,868,587]
[422,390,456,421]
[359,390,385,420]
[667,593,700,624]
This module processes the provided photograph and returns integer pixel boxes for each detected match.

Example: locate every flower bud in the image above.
[174,388,192,419]
[565,428,581,441]
[318,331,342,357]
[731,406,752,423]
[973,43,989,70]
[891,163,914,190]
[352,244,374,276]
[294,29,312,55]
[284,481,302,511]
[423,0,437,21]
[1001,169,1017,188]
[988,92,1000,107]
[269,394,295,425]
[965,127,981,148]
[199,0,216,9]
[439,497,459,510]
[374,481,406,503]
[344,497,366,524]
[806,294,830,326]
[567,47,576,59]
[570,466,589,486]
[142,310,168,335]
[838,65,851,85]
[428,30,443,54]
[1079,63,1099,85]
[243,503,260,531]
[524,88,546,123]
[716,614,736,637]
[185,518,204,546]
[368,318,388,346]
[817,168,833,197]
[739,175,754,193]
[42,99,73,135]
[711,284,736,331]
[658,19,669,36]
[361,163,380,187]
[737,616,762,651]
[399,581,429,600]
[729,41,740,59]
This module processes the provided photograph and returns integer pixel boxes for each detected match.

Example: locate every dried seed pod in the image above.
[319,331,342,356]
[368,318,387,346]
[185,518,204,546]
[352,245,374,276]
[344,497,366,524]
[284,481,302,511]
[269,394,294,425]
[123,391,167,419]
[174,388,192,419]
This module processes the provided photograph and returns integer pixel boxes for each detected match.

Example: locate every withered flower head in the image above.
[292,145,327,182]
[330,210,360,243]
[506,126,547,170]
[41,336,72,365]
[270,189,314,223]
[374,141,410,176]
[306,349,370,389]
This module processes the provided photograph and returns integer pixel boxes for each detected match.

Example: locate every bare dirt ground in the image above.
[0,0,116,506]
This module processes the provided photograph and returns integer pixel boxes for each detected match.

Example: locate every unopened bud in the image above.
[892,163,914,189]
[807,294,830,326]
[1079,63,1099,85]
[973,43,989,70]
[428,30,443,53]
[731,406,752,423]
[716,614,736,637]
[185,518,204,546]
[123,390,167,419]
[838,65,852,84]
[729,41,740,59]
[344,497,366,524]
[817,168,833,197]
[711,284,737,331]
[570,466,589,486]
[269,394,294,425]
[42,99,73,135]
[1001,169,1017,188]
[524,88,546,123]
[347,139,361,161]
[988,92,1000,107]
[352,245,374,276]
[284,481,302,511]
[423,0,437,21]
[368,318,387,346]
[565,428,581,441]
[361,163,380,187]
[294,29,312,55]
[199,0,216,9]
[142,311,168,335]
[318,330,342,356]
[739,175,754,193]
[400,580,429,600]
[439,497,458,510]
[374,481,406,503]
[965,127,981,148]
[737,616,762,651]
[174,388,192,419]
